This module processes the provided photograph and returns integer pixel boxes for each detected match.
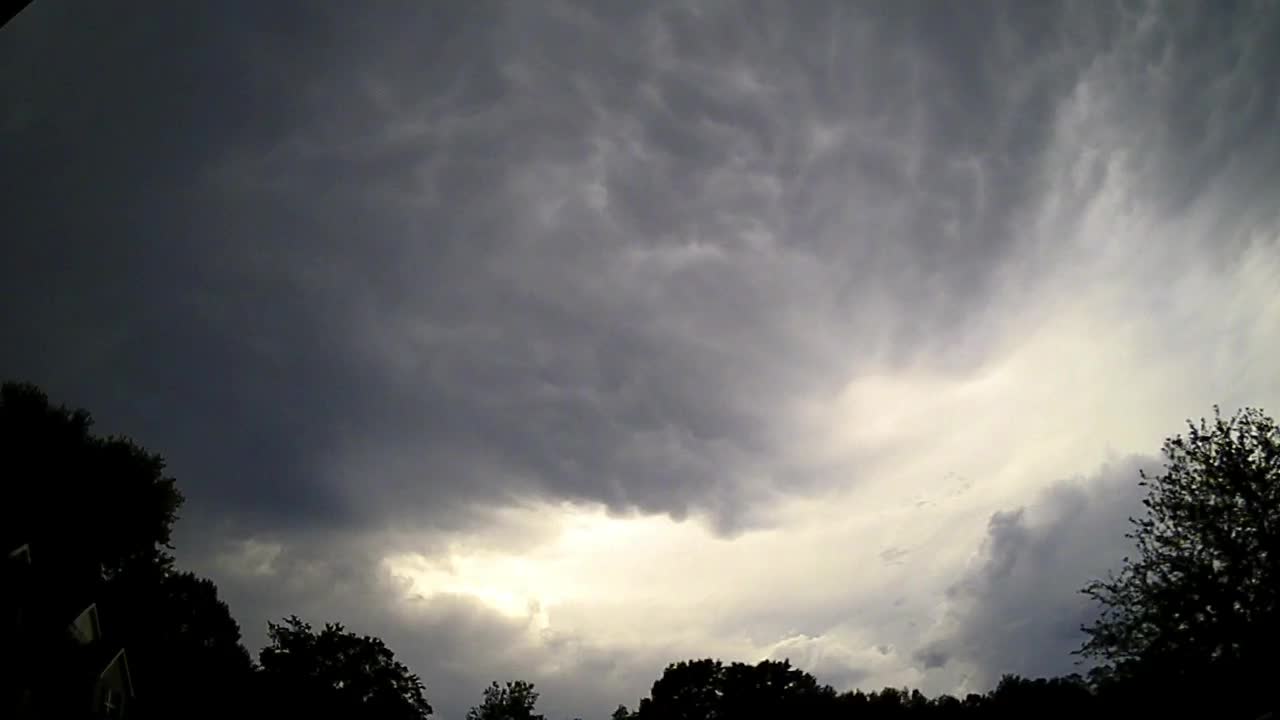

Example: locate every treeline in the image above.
[612,660,1123,720]
[2,381,1276,719]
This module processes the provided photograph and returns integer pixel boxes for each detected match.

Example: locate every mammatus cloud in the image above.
[2,1,1279,718]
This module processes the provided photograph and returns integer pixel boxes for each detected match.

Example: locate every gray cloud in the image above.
[916,457,1152,691]
[3,1,1280,718]
[7,0,1276,536]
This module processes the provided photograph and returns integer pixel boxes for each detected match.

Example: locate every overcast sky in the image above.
[3,1,1279,717]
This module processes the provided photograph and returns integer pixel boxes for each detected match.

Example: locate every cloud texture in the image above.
[2,1,1278,717]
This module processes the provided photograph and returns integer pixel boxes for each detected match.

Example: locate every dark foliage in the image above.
[1081,407,1279,716]
[630,661,1102,720]
[636,659,837,720]
[258,616,433,719]
[1,382,182,580]
[102,566,255,719]
[467,680,546,720]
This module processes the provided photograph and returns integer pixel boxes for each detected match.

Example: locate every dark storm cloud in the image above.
[229,0,1105,531]
[12,0,1271,540]
[4,0,1109,537]
[915,457,1151,688]
[0,0,428,531]
[4,1,1280,716]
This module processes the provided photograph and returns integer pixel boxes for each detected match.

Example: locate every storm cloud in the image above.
[915,457,1152,692]
[3,1,1279,718]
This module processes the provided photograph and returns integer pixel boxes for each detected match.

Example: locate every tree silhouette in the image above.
[1081,406,1279,716]
[637,659,724,720]
[466,680,545,720]
[1,381,182,580]
[258,615,433,719]
[720,659,837,719]
[102,566,254,719]
[2,381,250,719]
[983,674,1095,719]
[636,659,841,720]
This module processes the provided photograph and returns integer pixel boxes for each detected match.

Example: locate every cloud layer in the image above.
[3,1,1279,718]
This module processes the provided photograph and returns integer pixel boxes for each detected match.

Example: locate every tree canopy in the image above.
[1,381,182,579]
[467,680,546,720]
[1,382,250,720]
[1080,406,1279,715]
[258,615,433,719]
[635,659,837,720]
[628,660,1101,720]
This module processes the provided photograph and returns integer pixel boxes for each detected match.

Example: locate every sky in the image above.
[2,1,1279,717]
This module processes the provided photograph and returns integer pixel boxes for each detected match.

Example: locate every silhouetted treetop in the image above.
[259,615,433,719]
[467,680,545,720]
[1,381,182,578]
[2,381,248,720]
[1081,406,1279,716]
[104,567,254,719]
